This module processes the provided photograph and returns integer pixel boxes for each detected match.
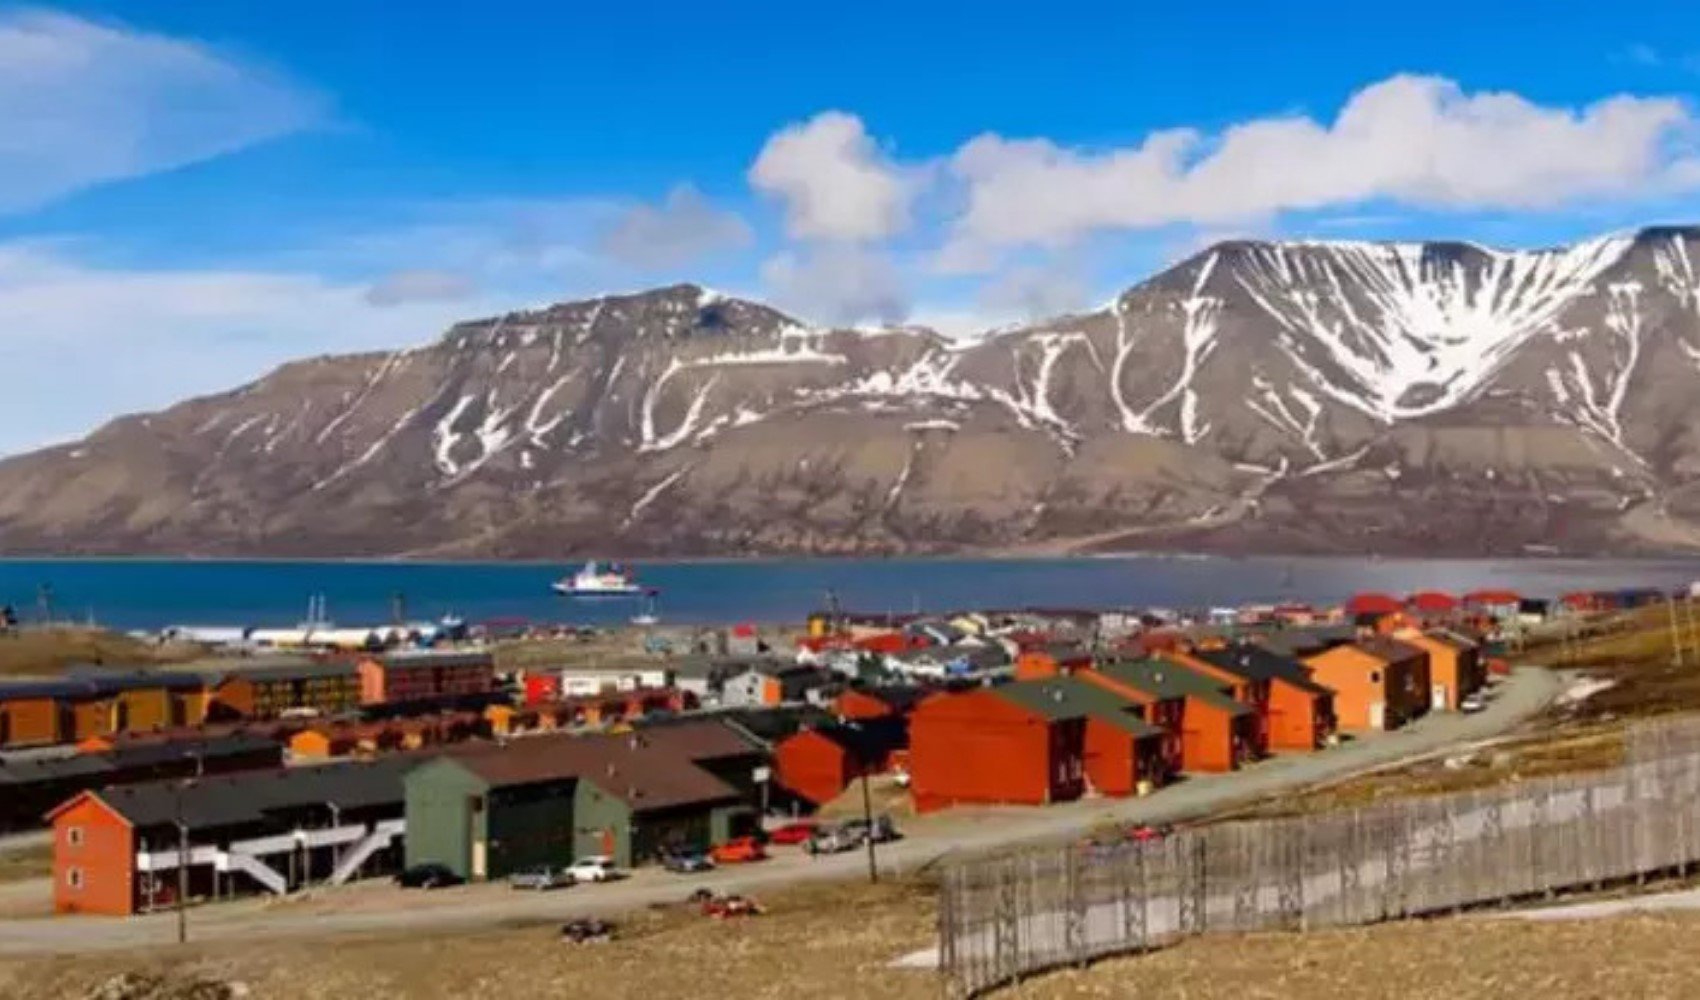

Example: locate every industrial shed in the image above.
[404,721,764,878]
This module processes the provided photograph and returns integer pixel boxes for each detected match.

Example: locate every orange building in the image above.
[1081,660,1256,773]
[1173,645,1335,751]
[832,685,926,721]
[1393,629,1484,711]
[908,688,1084,812]
[0,673,208,749]
[1014,644,1094,681]
[774,717,908,805]
[355,650,494,706]
[1303,638,1430,731]
[45,793,139,916]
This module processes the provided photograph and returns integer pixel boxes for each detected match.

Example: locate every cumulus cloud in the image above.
[749,111,915,242]
[597,184,752,269]
[938,74,1700,269]
[0,11,324,213]
[364,268,478,306]
[976,263,1091,321]
[760,246,909,326]
[0,244,490,455]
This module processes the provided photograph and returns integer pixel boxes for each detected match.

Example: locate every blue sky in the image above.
[3,1,1700,454]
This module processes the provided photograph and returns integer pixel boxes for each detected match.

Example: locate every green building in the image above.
[404,721,763,878]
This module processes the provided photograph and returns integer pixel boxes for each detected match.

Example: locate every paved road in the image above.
[0,832,49,857]
[0,668,1562,957]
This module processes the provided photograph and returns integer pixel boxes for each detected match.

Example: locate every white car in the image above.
[1460,692,1488,714]
[566,856,618,883]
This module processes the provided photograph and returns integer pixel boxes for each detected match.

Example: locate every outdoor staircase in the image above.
[329,818,405,885]
[223,852,288,895]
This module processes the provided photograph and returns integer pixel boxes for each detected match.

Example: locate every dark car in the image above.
[395,863,463,889]
[661,849,716,874]
[841,815,899,844]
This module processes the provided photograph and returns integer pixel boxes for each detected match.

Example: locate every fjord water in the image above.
[4,557,1700,632]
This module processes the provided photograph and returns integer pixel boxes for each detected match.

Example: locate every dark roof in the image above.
[1350,637,1427,665]
[1190,646,1331,696]
[61,668,207,694]
[1,733,282,787]
[374,650,494,671]
[222,660,358,683]
[433,720,755,813]
[1256,626,1355,658]
[842,684,929,713]
[0,670,205,702]
[74,754,420,830]
[1025,642,1093,663]
[799,716,909,760]
[991,678,1165,737]
[1094,659,1251,716]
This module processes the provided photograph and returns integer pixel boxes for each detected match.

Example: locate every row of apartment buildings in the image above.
[0,650,498,750]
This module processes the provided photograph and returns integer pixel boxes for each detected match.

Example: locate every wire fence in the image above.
[937,714,1700,998]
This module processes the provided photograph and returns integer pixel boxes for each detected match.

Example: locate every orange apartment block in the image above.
[1302,638,1430,731]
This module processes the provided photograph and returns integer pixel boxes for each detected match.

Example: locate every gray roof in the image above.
[79,754,421,831]
[1190,646,1331,696]
[0,669,206,702]
[1,733,281,787]
[375,650,493,670]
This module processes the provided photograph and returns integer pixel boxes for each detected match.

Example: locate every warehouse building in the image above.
[403,721,765,878]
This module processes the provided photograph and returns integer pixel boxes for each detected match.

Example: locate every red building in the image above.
[1178,645,1335,751]
[356,650,494,706]
[909,688,1083,813]
[774,717,908,806]
[908,678,1165,813]
[1081,659,1257,774]
[1013,643,1093,681]
[832,685,926,721]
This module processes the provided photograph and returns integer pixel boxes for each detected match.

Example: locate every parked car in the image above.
[661,849,716,874]
[509,865,573,891]
[841,815,899,844]
[1126,823,1168,843]
[395,863,463,890]
[1460,692,1488,714]
[701,894,765,919]
[561,918,615,944]
[804,826,861,855]
[710,836,768,864]
[566,856,619,883]
[767,821,816,845]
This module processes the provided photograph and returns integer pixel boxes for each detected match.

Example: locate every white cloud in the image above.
[938,74,1700,269]
[597,184,752,269]
[760,246,908,326]
[0,244,492,455]
[976,262,1091,321]
[0,11,323,214]
[749,111,914,242]
[364,268,478,306]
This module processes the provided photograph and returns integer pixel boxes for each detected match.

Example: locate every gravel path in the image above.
[0,668,1562,957]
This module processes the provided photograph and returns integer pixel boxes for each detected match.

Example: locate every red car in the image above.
[709,837,768,864]
[766,822,816,846]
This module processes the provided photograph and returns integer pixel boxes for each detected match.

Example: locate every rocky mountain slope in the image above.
[7,226,1700,558]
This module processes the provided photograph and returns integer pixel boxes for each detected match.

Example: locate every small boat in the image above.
[552,561,648,598]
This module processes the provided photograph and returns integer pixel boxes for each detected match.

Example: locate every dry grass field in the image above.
[0,628,203,678]
[8,879,1700,1000]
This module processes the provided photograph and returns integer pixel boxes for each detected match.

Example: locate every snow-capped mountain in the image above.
[6,227,1700,558]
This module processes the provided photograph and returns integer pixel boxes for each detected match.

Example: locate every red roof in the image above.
[1345,593,1403,616]
[854,631,923,654]
[1406,591,1459,613]
[731,623,757,637]
[1463,589,1521,606]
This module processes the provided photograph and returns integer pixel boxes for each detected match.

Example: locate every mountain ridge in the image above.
[6,225,1700,558]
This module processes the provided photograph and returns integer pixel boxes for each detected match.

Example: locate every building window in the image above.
[66,827,84,848]
[66,867,83,890]
[1370,671,1382,683]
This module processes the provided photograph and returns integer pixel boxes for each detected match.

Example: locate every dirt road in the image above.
[0,668,1562,956]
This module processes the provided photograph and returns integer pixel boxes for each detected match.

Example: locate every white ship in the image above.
[551,561,648,597]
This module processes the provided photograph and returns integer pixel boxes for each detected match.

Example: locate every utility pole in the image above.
[36,583,53,626]
[175,783,189,945]
[1671,597,1686,667]
[860,767,878,885]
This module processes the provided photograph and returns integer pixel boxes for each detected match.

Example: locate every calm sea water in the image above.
[3,556,1700,632]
